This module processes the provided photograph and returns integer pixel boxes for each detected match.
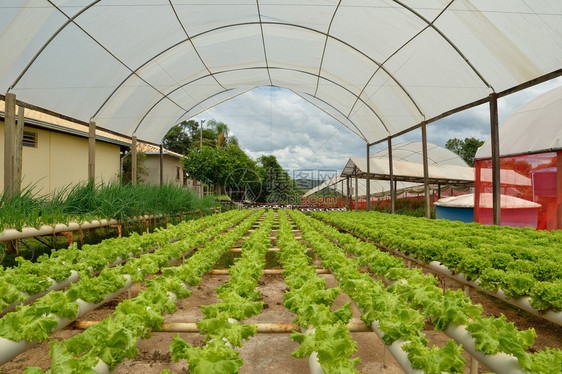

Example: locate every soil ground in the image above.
[1,213,560,373]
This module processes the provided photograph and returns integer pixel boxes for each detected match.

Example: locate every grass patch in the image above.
[0,181,219,231]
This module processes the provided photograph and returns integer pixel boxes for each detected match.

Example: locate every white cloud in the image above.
[192,78,562,176]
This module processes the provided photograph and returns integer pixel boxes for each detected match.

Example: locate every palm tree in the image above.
[207,119,238,149]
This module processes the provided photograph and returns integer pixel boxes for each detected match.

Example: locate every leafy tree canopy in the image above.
[445,137,485,167]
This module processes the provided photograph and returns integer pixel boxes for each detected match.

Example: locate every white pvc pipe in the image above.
[378,274,528,373]
[1,270,80,316]
[0,212,194,243]
[377,246,562,327]
[444,324,524,374]
[1,248,147,316]
[0,275,132,365]
[0,219,118,242]
[426,261,562,326]
[370,321,424,374]
[92,359,110,374]
[301,327,324,374]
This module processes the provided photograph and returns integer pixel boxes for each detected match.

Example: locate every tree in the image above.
[121,151,148,184]
[162,120,199,155]
[182,144,260,198]
[207,119,239,149]
[256,155,300,203]
[445,137,485,166]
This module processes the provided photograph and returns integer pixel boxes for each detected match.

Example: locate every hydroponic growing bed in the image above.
[0,209,560,373]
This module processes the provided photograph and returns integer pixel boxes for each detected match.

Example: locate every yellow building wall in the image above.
[143,154,185,186]
[1,120,120,195]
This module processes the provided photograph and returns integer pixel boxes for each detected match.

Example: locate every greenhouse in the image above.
[474,86,562,230]
[1,2,562,374]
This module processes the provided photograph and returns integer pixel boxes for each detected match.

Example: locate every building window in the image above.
[176,166,181,180]
[22,131,38,147]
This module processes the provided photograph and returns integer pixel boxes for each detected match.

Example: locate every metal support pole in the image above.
[131,136,137,186]
[14,106,24,193]
[421,122,431,219]
[366,143,371,211]
[159,144,164,186]
[346,176,351,210]
[555,151,562,230]
[354,168,358,211]
[388,137,395,214]
[88,121,96,182]
[489,93,501,225]
[3,93,16,196]
[199,119,205,148]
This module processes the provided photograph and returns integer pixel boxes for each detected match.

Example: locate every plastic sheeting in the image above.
[303,142,472,197]
[1,1,561,144]
[474,153,561,230]
[476,86,562,159]
[341,157,474,184]
[302,175,420,199]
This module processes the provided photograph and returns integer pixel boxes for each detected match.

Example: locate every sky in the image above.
[193,77,562,180]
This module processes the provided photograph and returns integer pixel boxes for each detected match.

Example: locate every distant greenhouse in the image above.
[474,86,562,230]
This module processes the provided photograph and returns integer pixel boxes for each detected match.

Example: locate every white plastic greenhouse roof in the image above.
[302,175,422,199]
[304,142,470,197]
[372,141,468,166]
[476,85,562,159]
[433,193,541,209]
[1,1,561,145]
[341,157,474,185]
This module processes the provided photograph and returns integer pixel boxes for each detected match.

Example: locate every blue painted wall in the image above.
[435,206,474,223]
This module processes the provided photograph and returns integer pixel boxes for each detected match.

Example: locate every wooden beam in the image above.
[14,106,24,193]
[489,93,501,225]
[388,137,395,214]
[159,144,164,186]
[421,122,431,219]
[3,93,16,196]
[366,143,371,211]
[131,136,137,186]
[88,121,96,182]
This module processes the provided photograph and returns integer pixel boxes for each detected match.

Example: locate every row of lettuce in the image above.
[0,209,257,371]
[169,210,275,371]
[294,210,561,373]
[2,208,560,373]
[277,209,360,372]
[312,211,562,312]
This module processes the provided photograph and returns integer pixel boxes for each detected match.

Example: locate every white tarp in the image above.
[434,193,541,209]
[303,142,472,197]
[476,85,562,159]
[1,1,561,145]
[341,157,474,184]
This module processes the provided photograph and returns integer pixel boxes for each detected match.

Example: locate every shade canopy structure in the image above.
[341,157,474,186]
[302,175,421,198]
[476,85,562,159]
[1,1,561,145]
[303,142,472,198]
[372,141,469,167]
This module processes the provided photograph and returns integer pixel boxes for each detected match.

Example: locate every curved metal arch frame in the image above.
[165,87,256,140]
[347,0,492,119]
[167,0,227,92]
[314,0,342,97]
[30,0,191,119]
[89,20,425,124]
[290,90,368,141]
[130,65,390,139]
[9,3,428,126]
[6,1,505,145]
